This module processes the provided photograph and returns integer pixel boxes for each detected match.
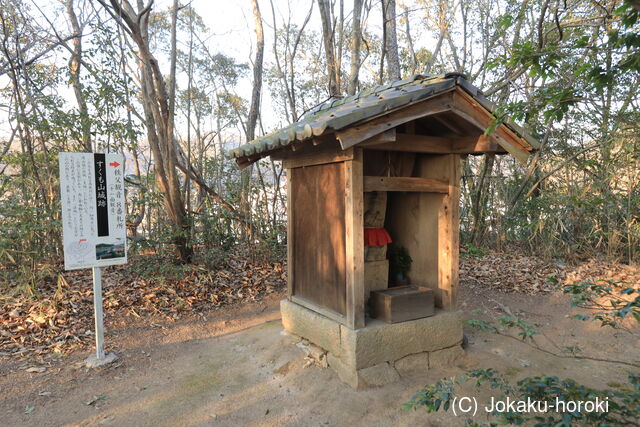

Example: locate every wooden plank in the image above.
[344,148,365,329]
[363,134,453,153]
[438,154,460,310]
[336,92,454,149]
[291,163,347,315]
[363,176,449,193]
[432,114,464,135]
[291,295,347,325]
[312,132,339,146]
[451,104,530,163]
[362,133,505,154]
[451,90,531,164]
[286,168,294,299]
[358,128,396,147]
[283,147,353,169]
[270,135,340,161]
[456,89,536,150]
[237,155,260,170]
[452,134,502,152]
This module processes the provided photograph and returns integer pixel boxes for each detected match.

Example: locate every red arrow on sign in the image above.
[109,161,120,167]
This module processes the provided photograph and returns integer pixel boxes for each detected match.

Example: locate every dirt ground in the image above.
[1,284,638,427]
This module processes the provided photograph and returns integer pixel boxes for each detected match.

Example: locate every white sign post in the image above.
[59,152,127,367]
[92,266,105,360]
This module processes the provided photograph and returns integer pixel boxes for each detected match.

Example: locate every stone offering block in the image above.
[370,285,434,323]
[364,259,389,299]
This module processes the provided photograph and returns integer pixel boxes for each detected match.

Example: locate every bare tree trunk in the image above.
[184,7,193,220]
[127,147,146,236]
[424,0,448,74]
[98,0,192,263]
[239,0,265,241]
[470,154,495,245]
[402,5,417,75]
[336,0,344,91]
[318,0,340,96]
[66,0,91,152]
[348,0,363,95]
[424,29,444,74]
[247,0,264,142]
[168,0,179,146]
[382,0,400,80]
[0,9,45,200]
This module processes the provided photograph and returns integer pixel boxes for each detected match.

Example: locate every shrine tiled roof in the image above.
[228,72,538,162]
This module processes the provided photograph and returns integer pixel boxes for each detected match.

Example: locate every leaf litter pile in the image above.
[0,248,285,360]
[460,252,639,295]
[2,248,636,361]
[460,253,568,294]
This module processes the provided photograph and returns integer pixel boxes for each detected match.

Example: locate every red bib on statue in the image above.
[364,227,392,246]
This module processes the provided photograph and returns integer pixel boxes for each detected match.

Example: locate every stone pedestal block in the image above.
[280,299,464,389]
[429,345,465,368]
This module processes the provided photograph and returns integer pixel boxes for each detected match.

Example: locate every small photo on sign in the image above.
[96,239,125,260]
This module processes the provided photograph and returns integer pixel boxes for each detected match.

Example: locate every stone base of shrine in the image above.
[280,299,464,389]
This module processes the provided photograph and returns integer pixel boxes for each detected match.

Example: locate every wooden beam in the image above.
[336,92,454,149]
[362,133,506,154]
[282,148,353,169]
[271,140,343,161]
[452,89,531,164]
[291,295,347,326]
[363,176,449,193]
[312,133,338,146]
[236,157,256,170]
[268,134,339,161]
[452,134,503,153]
[359,128,396,146]
[363,134,453,153]
[438,154,460,310]
[268,146,295,161]
[286,168,294,299]
[344,148,365,329]
[453,106,530,164]
[432,114,465,136]
[456,89,535,151]
[290,140,312,151]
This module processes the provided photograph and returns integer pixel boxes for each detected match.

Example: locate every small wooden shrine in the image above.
[230,73,538,388]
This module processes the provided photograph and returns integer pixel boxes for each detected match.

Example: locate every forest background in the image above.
[0,0,638,295]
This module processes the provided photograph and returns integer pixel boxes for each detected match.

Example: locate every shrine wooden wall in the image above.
[289,162,347,315]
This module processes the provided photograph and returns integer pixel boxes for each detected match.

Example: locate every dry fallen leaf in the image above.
[0,247,286,360]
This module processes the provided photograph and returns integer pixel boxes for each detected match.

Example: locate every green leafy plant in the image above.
[388,245,412,280]
[409,279,640,425]
[407,369,640,427]
[461,244,490,259]
[563,280,640,331]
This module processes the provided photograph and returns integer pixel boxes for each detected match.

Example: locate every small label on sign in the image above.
[59,152,128,270]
